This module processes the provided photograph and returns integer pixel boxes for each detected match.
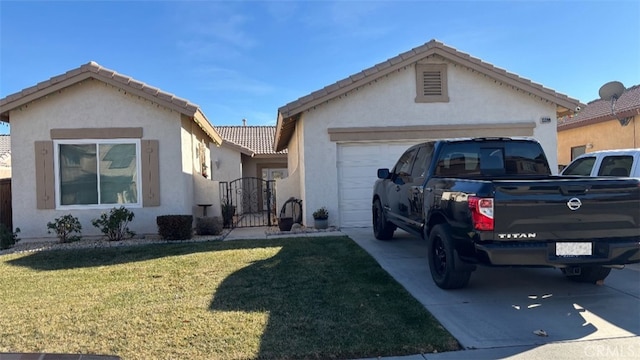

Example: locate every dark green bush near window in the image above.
[0,224,20,250]
[47,214,82,243]
[91,206,136,241]
[157,215,193,240]
[195,216,223,236]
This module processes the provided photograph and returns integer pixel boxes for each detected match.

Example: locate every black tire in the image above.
[427,224,472,289]
[562,266,612,284]
[372,198,395,240]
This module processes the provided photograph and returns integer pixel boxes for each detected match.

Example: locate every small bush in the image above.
[157,215,193,240]
[0,224,20,250]
[313,207,329,220]
[91,206,135,241]
[47,214,82,243]
[195,216,223,236]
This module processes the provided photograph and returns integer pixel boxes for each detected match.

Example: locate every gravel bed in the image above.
[0,232,229,256]
[1,225,341,256]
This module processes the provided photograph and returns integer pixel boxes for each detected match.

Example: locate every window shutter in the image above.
[421,71,442,96]
[34,141,55,209]
[141,140,160,206]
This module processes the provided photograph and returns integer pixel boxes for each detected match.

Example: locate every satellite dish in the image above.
[599,81,625,101]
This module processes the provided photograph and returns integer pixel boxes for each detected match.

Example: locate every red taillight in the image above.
[469,196,494,231]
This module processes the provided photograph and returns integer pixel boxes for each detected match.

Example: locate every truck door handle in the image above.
[395,185,401,192]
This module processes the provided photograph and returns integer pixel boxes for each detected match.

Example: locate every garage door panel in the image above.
[337,141,419,228]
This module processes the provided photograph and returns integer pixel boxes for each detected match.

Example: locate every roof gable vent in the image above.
[415,63,449,103]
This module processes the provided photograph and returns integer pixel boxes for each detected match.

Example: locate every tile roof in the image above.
[0,135,9,154]
[0,135,10,166]
[275,39,584,152]
[558,84,640,130]
[216,126,287,156]
[0,62,222,145]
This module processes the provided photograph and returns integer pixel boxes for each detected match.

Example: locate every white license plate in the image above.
[556,242,592,256]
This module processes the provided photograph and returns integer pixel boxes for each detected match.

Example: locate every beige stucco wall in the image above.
[557,115,640,166]
[292,60,558,227]
[0,167,10,179]
[10,79,203,239]
[211,145,242,183]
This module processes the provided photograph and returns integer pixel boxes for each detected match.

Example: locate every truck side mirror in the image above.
[377,168,390,179]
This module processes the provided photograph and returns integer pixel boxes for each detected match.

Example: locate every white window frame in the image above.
[53,138,142,210]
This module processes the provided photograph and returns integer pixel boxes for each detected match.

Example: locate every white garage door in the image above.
[337,141,420,227]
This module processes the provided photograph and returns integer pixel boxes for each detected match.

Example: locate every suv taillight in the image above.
[469,196,494,231]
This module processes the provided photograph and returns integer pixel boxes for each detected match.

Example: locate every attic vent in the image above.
[415,63,449,103]
[422,71,442,96]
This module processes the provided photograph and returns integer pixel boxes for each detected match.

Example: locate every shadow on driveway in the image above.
[343,227,640,359]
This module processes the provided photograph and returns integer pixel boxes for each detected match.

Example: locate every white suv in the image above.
[561,149,640,178]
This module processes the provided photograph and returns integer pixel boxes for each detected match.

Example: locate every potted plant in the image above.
[221,200,236,228]
[312,207,329,229]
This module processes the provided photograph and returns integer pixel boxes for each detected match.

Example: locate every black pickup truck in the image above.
[372,137,640,289]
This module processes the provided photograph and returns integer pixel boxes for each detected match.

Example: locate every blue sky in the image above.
[1,0,639,135]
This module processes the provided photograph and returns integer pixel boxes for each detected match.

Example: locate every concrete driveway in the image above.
[342,228,640,359]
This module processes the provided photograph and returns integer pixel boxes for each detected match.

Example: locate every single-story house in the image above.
[274,39,583,228]
[0,61,239,239]
[557,84,639,167]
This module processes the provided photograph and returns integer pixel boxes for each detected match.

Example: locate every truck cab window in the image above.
[392,147,418,184]
[598,156,633,177]
[411,145,434,178]
[562,157,596,176]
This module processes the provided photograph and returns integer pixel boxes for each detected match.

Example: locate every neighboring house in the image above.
[0,61,229,239]
[215,123,288,182]
[274,39,582,228]
[0,134,10,179]
[557,84,640,167]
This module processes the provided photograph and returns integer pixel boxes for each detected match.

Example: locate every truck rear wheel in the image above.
[373,198,395,240]
[562,266,612,284]
[427,224,471,289]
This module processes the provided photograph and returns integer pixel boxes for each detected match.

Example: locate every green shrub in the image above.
[157,215,193,240]
[0,224,20,250]
[47,214,82,243]
[91,206,136,241]
[195,216,223,236]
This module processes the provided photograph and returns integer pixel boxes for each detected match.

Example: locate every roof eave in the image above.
[221,139,254,156]
[0,62,223,144]
[194,110,223,145]
[558,108,640,131]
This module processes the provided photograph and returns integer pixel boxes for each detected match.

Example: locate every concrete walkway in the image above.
[223,226,345,240]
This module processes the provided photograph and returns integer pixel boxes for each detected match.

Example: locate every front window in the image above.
[55,139,141,208]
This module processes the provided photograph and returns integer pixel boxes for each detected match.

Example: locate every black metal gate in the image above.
[219,177,276,228]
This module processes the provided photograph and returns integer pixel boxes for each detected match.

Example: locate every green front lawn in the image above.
[0,236,459,359]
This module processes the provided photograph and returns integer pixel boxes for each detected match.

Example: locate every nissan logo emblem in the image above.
[567,197,582,211]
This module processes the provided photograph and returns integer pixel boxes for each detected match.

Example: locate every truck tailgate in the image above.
[493,178,640,241]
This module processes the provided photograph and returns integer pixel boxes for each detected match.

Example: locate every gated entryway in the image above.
[219,177,276,228]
